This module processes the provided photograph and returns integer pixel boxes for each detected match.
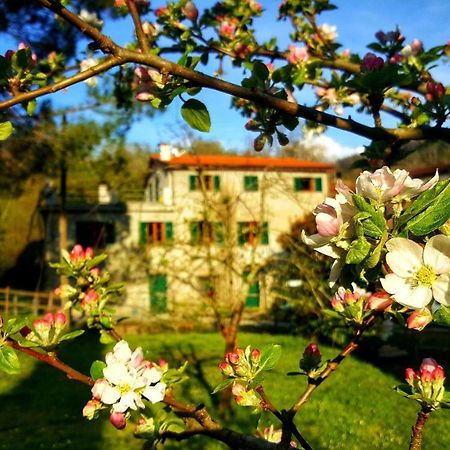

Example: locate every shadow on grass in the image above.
[0,330,104,450]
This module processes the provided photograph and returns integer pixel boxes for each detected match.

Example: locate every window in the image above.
[149,274,168,313]
[238,221,269,246]
[139,222,173,245]
[294,177,323,192]
[244,272,260,307]
[190,221,224,245]
[189,174,220,192]
[76,221,115,250]
[243,175,258,191]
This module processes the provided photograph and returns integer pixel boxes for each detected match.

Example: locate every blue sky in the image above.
[2,1,449,158]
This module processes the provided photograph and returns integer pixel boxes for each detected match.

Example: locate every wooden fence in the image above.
[0,287,63,316]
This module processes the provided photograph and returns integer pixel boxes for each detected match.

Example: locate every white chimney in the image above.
[159,143,172,161]
[98,182,112,204]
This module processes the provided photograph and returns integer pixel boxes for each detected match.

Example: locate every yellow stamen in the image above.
[413,265,437,288]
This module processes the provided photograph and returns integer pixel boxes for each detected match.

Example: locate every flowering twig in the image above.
[289,313,379,415]
[5,338,93,386]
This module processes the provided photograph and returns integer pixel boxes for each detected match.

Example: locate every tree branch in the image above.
[5,338,93,386]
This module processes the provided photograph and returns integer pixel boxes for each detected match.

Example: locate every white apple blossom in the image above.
[80,57,98,87]
[318,23,338,41]
[356,166,438,204]
[380,235,450,309]
[78,9,103,29]
[88,340,166,416]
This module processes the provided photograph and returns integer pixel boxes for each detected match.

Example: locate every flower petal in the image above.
[99,384,121,405]
[142,382,166,403]
[381,274,432,309]
[103,362,129,386]
[423,235,450,274]
[385,238,422,277]
[433,274,450,306]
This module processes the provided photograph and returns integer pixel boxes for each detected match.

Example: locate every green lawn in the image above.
[0,331,449,450]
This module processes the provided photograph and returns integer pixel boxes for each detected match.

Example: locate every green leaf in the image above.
[397,180,449,229]
[433,306,450,327]
[352,195,386,238]
[99,329,116,344]
[59,329,85,342]
[211,378,234,394]
[90,360,106,380]
[0,121,13,140]
[346,237,371,264]
[252,61,269,81]
[85,254,108,270]
[0,346,21,375]
[26,99,36,116]
[259,344,282,371]
[180,99,211,132]
[406,181,450,236]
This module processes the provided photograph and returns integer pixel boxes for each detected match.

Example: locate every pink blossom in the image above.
[114,0,126,6]
[250,348,261,363]
[411,39,423,54]
[303,343,321,359]
[407,308,432,331]
[389,53,403,65]
[82,399,102,420]
[69,244,86,262]
[361,52,384,72]
[405,367,416,385]
[155,7,168,17]
[420,358,445,382]
[286,45,309,65]
[426,82,445,102]
[219,19,237,39]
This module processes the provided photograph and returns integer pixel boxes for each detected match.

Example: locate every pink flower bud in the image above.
[92,379,108,400]
[110,412,127,430]
[286,44,309,65]
[115,0,126,6]
[155,6,168,17]
[5,50,15,60]
[231,382,246,397]
[245,119,259,131]
[43,312,55,325]
[426,81,445,102]
[389,53,403,65]
[54,311,67,327]
[361,52,385,72]
[90,267,101,277]
[405,367,416,385]
[85,247,94,259]
[251,348,261,363]
[366,291,392,311]
[420,358,439,374]
[304,343,321,359]
[33,318,50,330]
[182,1,198,21]
[70,245,85,262]
[226,352,240,365]
[330,297,345,312]
[158,359,169,370]
[375,31,387,43]
[82,399,101,419]
[407,308,432,331]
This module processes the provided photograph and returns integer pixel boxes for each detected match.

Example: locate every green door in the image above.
[244,273,260,308]
[149,275,168,313]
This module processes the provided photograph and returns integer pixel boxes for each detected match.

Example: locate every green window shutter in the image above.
[215,222,224,245]
[294,177,302,192]
[214,175,221,192]
[189,175,197,191]
[139,222,148,245]
[315,177,323,192]
[165,222,173,241]
[238,222,246,246]
[149,275,168,313]
[190,221,200,244]
[261,222,269,245]
[244,175,258,191]
[244,272,260,308]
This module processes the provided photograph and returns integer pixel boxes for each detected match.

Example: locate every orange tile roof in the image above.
[151,154,335,171]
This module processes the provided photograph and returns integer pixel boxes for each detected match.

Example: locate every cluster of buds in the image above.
[68,244,94,265]
[21,311,67,349]
[375,29,405,45]
[331,284,392,324]
[360,52,385,72]
[5,42,37,67]
[219,347,261,381]
[404,358,447,409]
[134,66,168,102]
[83,340,167,429]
